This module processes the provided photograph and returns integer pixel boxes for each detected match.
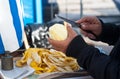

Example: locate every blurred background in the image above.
[21,0,120,52]
[21,0,120,25]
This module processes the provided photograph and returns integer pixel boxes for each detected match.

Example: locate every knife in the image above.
[55,15,97,38]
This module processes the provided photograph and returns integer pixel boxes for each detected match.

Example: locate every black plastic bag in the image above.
[25,21,64,49]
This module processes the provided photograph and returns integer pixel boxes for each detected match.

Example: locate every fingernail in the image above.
[81,24,86,28]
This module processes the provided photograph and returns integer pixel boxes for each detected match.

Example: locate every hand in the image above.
[48,25,77,53]
[76,16,102,39]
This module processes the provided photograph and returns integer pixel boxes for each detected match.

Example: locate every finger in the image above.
[48,38,65,47]
[66,25,73,33]
[87,33,96,39]
[80,30,88,36]
[81,24,97,31]
[48,38,52,43]
[66,25,77,38]
[48,38,53,45]
[80,30,96,39]
[48,38,59,46]
[76,16,97,23]
[76,18,86,23]
[48,38,60,49]
[48,38,66,52]
[76,16,91,23]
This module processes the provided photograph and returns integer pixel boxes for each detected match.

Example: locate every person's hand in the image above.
[76,16,102,39]
[48,25,77,53]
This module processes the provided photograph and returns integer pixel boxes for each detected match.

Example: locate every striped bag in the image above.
[0,0,24,54]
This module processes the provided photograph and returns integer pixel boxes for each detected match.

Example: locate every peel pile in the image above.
[16,48,80,74]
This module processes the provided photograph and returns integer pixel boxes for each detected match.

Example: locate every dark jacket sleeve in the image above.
[66,35,120,79]
[96,22,120,45]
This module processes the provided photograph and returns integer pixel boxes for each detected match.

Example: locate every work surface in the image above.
[0,49,94,79]
[0,57,93,79]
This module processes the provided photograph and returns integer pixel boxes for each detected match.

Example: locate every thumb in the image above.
[66,25,77,39]
[66,25,73,33]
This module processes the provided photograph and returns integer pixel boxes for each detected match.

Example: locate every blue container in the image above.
[21,0,43,25]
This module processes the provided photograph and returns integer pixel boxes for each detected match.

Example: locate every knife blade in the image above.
[56,15,97,38]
